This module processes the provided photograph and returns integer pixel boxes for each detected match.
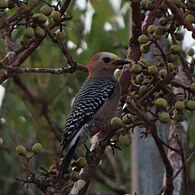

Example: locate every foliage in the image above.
[0,0,195,194]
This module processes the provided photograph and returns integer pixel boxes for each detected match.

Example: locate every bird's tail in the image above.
[56,133,80,182]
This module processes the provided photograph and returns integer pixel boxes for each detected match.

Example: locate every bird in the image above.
[57,52,130,181]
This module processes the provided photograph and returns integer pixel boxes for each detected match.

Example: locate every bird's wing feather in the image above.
[62,78,116,147]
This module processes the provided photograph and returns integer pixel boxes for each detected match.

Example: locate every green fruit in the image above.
[190,83,195,92]
[185,14,195,23]
[24,27,35,38]
[170,44,181,54]
[148,25,156,34]
[171,78,182,87]
[33,13,47,23]
[51,11,61,22]
[175,101,185,110]
[185,100,195,111]
[110,117,123,128]
[20,36,28,45]
[138,59,149,68]
[139,85,148,95]
[131,64,142,74]
[122,114,133,124]
[153,32,161,40]
[56,30,66,41]
[40,5,53,16]
[138,34,149,44]
[35,26,45,37]
[155,26,164,35]
[159,69,167,78]
[76,157,87,168]
[16,145,27,155]
[140,44,150,53]
[159,112,170,123]
[148,65,158,75]
[135,74,144,84]
[175,112,184,122]
[168,63,176,71]
[70,171,80,182]
[187,48,194,56]
[119,134,131,146]
[155,98,168,109]
[32,143,43,154]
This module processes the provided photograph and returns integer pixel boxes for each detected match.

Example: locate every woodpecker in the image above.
[57,52,130,180]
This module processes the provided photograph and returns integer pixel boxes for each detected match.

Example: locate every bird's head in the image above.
[87,52,130,78]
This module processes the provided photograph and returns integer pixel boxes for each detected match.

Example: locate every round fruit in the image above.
[140,44,150,53]
[168,63,176,71]
[148,25,156,34]
[24,27,35,38]
[139,85,148,95]
[159,112,170,123]
[131,64,142,74]
[187,48,194,56]
[33,13,47,23]
[155,26,164,35]
[138,34,149,44]
[170,44,181,54]
[153,32,161,40]
[40,5,53,16]
[110,117,123,128]
[35,26,45,37]
[16,145,27,155]
[69,171,80,182]
[175,101,185,110]
[175,112,184,122]
[148,65,158,75]
[56,30,66,41]
[185,100,195,111]
[159,69,167,78]
[76,157,87,168]
[171,78,182,87]
[122,114,133,124]
[190,83,195,92]
[51,11,61,22]
[155,98,168,109]
[135,74,144,84]
[185,14,195,23]
[32,143,43,154]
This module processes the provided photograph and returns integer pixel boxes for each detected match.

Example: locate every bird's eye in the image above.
[102,57,111,63]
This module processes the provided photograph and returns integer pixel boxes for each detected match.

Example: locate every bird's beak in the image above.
[110,57,131,68]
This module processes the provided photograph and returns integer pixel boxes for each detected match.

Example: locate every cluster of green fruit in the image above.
[155,97,195,123]
[130,57,195,123]
[68,156,87,182]
[139,0,195,39]
[16,143,43,156]
[20,5,66,44]
[110,116,132,146]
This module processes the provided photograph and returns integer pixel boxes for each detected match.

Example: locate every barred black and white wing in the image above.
[57,77,116,180]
